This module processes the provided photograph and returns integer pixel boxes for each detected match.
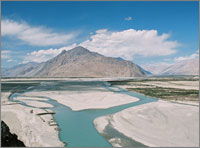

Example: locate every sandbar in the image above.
[94,100,199,147]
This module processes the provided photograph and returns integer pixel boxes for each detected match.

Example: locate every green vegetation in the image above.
[127,87,199,102]
[1,82,40,92]
[108,76,199,85]
[109,76,199,102]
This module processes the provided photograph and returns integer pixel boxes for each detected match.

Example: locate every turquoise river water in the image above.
[5,80,158,147]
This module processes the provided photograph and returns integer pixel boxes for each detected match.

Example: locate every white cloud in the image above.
[2,50,12,59]
[125,17,132,21]
[22,44,77,63]
[174,51,199,62]
[21,28,179,63]
[7,59,17,63]
[2,54,10,59]
[2,50,19,63]
[2,50,11,54]
[2,19,76,46]
[96,29,108,34]
[80,29,179,60]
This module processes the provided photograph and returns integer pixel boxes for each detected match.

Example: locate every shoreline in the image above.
[2,77,198,147]
[1,92,65,147]
[1,85,140,147]
[94,100,199,147]
[21,90,139,111]
[115,85,199,106]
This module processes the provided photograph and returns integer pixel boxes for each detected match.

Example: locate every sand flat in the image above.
[13,95,53,108]
[94,100,199,147]
[23,90,139,111]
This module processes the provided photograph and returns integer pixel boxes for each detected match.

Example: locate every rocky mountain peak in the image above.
[70,46,90,54]
[60,50,67,55]
[57,46,92,58]
[2,46,146,77]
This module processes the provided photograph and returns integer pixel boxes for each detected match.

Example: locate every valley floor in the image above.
[94,76,199,147]
[108,76,199,104]
[1,76,199,147]
[1,78,139,147]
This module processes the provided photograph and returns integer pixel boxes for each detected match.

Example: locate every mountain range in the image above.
[143,58,199,75]
[2,46,198,77]
[161,58,199,75]
[2,46,146,77]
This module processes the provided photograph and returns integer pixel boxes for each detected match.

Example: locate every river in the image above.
[4,80,158,147]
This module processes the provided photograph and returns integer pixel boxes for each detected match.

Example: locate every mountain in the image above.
[3,46,146,77]
[136,65,152,75]
[2,62,38,77]
[115,57,125,61]
[142,63,173,75]
[161,58,199,75]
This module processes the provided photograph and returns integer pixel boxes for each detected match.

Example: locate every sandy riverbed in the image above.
[1,92,64,147]
[2,77,198,147]
[13,96,53,108]
[1,84,139,146]
[21,90,139,111]
[94,100,199,147]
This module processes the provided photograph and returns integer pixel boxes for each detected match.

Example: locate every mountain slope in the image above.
[5,46,146,77]
[142,63,172,75]
[2,62,38,77]
[136,65,152,75]
[161,58,199,75]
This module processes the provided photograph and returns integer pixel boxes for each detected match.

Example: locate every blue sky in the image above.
[1,1,199,68]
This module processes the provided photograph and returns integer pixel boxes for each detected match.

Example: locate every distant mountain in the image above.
[115,57,125,61]
[2,62,38,77]
[161,58,199,75]
[143,63,172,75]
[3,46,146,77]
[136,65,152,75]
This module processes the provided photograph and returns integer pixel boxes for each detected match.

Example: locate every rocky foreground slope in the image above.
[1,121,25,147]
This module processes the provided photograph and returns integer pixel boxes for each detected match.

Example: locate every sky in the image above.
[1,1,199,69]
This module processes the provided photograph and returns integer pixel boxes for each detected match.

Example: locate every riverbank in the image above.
[94,100,199,147]
[21,90,139,111]
[2,77,198,147]
[108,76,199,104]
[1,79,140,147]
[1,92,64,147]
